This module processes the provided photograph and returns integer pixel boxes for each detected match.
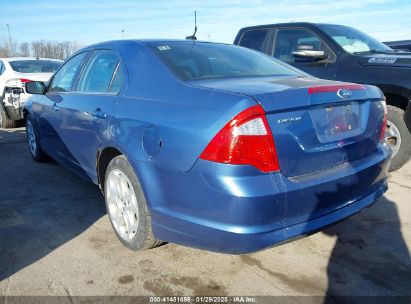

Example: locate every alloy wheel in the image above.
[26,120,38,157]
[105,169,140,242]
[385,120,401,158]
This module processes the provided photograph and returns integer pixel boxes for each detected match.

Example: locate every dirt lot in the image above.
[0,127,410,300]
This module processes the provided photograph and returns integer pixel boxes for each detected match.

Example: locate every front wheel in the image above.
[386,105,411,171]
[104,155,162,251]
[26,115,46,162]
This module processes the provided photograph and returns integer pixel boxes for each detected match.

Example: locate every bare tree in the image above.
[0,37,19,57]
[0,47,9,57]
[19,42,30,57]
[30,40,41,58]
[29,40,83,59]
[0,38,11,57]
[9,42,19,57]
[0,37,83,59]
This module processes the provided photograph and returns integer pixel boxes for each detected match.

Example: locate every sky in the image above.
[0,0,410,46]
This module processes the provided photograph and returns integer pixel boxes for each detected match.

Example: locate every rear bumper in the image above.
[153,182,386,254]
[134,144,391,254]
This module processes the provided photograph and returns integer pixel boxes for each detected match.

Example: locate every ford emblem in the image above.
[337,89,352,99]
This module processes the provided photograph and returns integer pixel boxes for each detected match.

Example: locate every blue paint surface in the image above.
[25,40,391,253]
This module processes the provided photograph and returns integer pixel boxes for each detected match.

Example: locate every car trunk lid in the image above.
[193,76,385,177]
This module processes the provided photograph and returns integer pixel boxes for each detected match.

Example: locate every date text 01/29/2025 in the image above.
[149,296,257,303]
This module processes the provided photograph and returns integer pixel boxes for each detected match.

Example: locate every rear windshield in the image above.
[9,60,62,73]
[147,41,301,80]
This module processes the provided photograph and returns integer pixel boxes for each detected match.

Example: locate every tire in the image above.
[104,155,161,251]
[26,115,46,162]
[386,105,411,171]
[0,102,16,128]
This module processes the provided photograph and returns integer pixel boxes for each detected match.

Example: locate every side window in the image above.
[274,28,325,62]
[239,29,269,52]
[109,64,125,93]
[49,52,87,92]
[77,50,123,93]
[0,61,4,75]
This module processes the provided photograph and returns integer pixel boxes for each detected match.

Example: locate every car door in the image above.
[56,49,125,182]
[272,27,338,80]
[37,52,88,160]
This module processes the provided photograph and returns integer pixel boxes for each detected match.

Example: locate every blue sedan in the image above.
[24,40,391,254]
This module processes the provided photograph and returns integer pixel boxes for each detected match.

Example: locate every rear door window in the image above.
[238,29,269,52]
[76,50,123,93]
[109,64,125,93]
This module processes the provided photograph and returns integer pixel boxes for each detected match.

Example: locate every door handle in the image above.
[52,103,59,111]
[91,109,107,119]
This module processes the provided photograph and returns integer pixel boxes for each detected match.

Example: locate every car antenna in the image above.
[185,10,197,40]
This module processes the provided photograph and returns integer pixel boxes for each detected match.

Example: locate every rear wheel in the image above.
[0,102,16,128]
[386,105,411,171]
[104,155,161,251]
[26,115,46,162]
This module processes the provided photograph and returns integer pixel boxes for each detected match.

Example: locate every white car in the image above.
[0,57,63,128]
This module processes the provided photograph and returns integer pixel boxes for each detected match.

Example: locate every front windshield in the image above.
[147,41,302,81]
[318,24,393,54]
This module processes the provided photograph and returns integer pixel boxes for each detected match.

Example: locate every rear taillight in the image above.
[5,78,32,88]
[380,100,387,142]
[199,105,279,172]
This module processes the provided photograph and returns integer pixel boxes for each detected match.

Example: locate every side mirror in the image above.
[292,44,327,60]
[25,81,46,95]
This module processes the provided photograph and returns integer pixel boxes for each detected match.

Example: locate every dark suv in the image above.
[234,22,411,171]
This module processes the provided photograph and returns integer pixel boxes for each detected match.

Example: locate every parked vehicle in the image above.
[234,23,411,171]
[0,57,62,128]
[24,40,391,253]
[384,40,411,53]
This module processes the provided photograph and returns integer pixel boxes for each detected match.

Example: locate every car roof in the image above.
[69,39,251,60]
[238,22,346,31]
[84,39,231,49]
[1,57,63,62]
